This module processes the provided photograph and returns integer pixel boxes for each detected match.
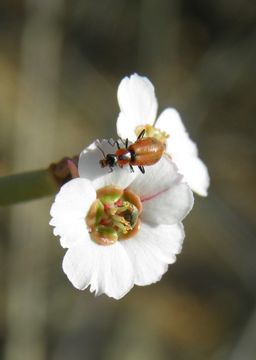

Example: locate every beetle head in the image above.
[99,154,117,169]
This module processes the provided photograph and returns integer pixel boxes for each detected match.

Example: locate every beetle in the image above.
[98,129,165,174]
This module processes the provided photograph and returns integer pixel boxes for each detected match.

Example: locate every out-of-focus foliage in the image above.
[0,0,255,359]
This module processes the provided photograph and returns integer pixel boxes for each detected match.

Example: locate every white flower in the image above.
[50,140,194,299]
[116,73,210,196]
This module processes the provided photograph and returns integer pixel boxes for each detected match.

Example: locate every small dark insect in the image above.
[98,129,165,174]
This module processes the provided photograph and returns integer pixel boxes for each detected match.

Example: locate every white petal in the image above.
[116,112,137,142]
[141,182,194,225]
[78,140,138,189]
[62,238,135,299]
[92,167,138,191]
[155,108,210,196]
[129,155,194,223]
[50,178,96,247]
[121,222,184,286]
[50,217,87,248]
[173,154,210,197]
[50,178,96,218]
[117,74,158,139]
[129,155,182,200]
[78,140,113,180]
[155,108,198,156]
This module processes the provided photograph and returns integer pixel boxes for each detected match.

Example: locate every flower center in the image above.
[86,185,142,246]
[135,124,169,144]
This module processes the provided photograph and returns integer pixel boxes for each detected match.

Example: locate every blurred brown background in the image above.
[0,0,256,359]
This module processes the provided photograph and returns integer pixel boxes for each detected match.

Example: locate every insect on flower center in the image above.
[86,185,142,246]
[135,124,169,144]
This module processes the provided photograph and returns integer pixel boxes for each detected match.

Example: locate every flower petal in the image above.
[173,154,210,197]
[78,140,138,189]
[129,155,182,200]
[127,156,193,224]
[121,222,184,286]
[117,74,158,140]
[50,178,95,219]
[62,238,135,299]
[155,108,198,156]
[92,167,138,192]
[141,183,193,225]
[50,178,96,247]
[116,112,137,142]
[50,217,88,248]
[155,108,210,196]
[78,140,114,180]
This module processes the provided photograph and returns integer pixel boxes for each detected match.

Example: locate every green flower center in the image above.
[86,185,142,245]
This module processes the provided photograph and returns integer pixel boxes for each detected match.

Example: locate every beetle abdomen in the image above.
[129,138,164,166]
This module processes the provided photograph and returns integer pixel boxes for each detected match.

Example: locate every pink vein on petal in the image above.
[139,172,183,203]
[140,187,170,203]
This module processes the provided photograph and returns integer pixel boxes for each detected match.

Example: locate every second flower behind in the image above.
[116,73,210,196]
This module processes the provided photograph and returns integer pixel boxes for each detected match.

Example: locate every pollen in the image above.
[86,185,142,245]
[135,124,169,144]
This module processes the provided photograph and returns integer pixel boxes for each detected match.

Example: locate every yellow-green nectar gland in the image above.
[86,185,142,245]
[135,124,169,144]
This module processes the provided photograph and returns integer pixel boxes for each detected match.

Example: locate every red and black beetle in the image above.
[98,129,165,174]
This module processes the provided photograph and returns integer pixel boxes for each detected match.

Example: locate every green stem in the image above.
[0,169,58,206]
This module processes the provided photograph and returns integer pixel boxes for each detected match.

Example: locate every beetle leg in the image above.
[138,165,145,174]
[115,141,121,149]
[108,139,115,146]
[118,137,127,147]
[129,164,134,172]
[137,129,145,140]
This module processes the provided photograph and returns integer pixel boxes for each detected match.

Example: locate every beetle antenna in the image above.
[108,139,121,149]
[96,145,106,158]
